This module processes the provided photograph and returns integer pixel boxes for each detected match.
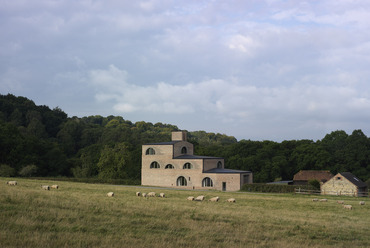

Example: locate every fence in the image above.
[295,188,369,197]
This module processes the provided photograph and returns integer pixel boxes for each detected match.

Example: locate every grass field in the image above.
[1,178,369,248]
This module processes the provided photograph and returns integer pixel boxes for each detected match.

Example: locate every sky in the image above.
[1,0,370,142]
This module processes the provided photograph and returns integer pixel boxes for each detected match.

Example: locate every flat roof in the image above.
[174,154,223,160]
[144,141,180,145]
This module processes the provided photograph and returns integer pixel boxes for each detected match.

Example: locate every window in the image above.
[217,161,222,169]
[146,148,155,155]
[165,164,174,169]
[202,177,213,187]
[150,161,160,169]
[177,176,187,186]
[183,163,192,169]
[181,147,187,154]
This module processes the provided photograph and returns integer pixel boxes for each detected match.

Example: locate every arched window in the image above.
[183,163,192,169]
[165,164,174,169]
[177,176,187,186]
[146,148,155,155]
[150,161,160,169]
[181,147,187,154]
[217,161,222,169]
[202,177,213,187]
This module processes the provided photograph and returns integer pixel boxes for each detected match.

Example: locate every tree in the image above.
[97,143,131,179]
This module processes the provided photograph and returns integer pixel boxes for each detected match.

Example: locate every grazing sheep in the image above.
[142,193,147,197]
[51,185,59,189]
[337,200,344,204]
[359,201,365,205]
[319,199,328,202]
[209,196,219,202]
[194,195,205,201]
[227,198,236,203]
[148,192,156,197]
[107,192,114,197]
[187,196,194,201]
[41,185,50,190]
[343,205,352,210]
[136,192,141,197]
[6,181,17,186]
[312,198,318,202]
[159,193,165,198]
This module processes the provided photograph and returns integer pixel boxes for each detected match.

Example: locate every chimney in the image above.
[172,131,187,141]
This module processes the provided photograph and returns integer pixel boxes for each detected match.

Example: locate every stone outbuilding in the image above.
[321,172,368,197]
[141,131,253,191]
[293,170,334,185]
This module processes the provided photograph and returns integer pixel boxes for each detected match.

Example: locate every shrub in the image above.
[241,183,316,193]
[308,179,321,190]
[19,164,38,177]
[0,164,16,177]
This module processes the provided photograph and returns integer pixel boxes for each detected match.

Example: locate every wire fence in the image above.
[294,188,369,197]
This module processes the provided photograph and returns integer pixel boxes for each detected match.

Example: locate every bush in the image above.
[308,179,321,190]
[0,164,16,177]
[19,165,38,177]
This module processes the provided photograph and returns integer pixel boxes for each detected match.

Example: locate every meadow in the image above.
[1,178,369,248]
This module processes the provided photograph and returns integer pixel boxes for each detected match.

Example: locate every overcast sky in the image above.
[1,0,370,141]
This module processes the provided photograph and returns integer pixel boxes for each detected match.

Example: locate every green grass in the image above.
[1,178,369,248]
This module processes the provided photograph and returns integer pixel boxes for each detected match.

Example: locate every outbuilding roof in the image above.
[340,172,367,188]
[293,170,333,182]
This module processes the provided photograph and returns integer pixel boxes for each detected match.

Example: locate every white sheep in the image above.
[337,200,344,204]
[148,192,156,197]
[209,196,219,202]
[51,185,59,189]
[159,193,165,198]
[187,196,194,201]
[136,192,141,197]
[359,201,365,205]
[312,198,318,202]
[343,205,352,210]
[142,193,147,197]
[6,181,17,186]
[227,198,236,203]
[319,199,328,202]
[41,185,50,190]
[107,192,114,197]
[194,195,205,201]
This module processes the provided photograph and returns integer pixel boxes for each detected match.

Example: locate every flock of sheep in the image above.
[312,198,366,210]
[7,180,59,190]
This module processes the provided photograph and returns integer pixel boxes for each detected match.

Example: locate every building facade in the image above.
[321,172,368,197]
[141,131,252,191]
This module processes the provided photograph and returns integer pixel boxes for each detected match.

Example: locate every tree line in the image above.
[1,94,369,185]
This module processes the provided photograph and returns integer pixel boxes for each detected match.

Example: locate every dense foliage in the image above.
[1,94,370,183]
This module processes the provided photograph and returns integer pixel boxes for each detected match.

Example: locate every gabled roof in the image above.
[293,170,333,182]
[339,172,367,188]
[204,168,251,174]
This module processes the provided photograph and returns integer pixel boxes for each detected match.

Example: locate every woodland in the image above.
[1,93,370,184]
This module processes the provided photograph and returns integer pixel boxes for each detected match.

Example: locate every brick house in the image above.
[141,131,253,191]
[293,170,334,185]
[321,172,368,197]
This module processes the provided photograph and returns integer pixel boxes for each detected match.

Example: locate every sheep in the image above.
[194,195,205,201]
[6,181,17,186]
[312,198,318,202]
[159,193,165,198]
[337,200,344,204]
[209,196,219,202]
[142,193,147,197]
[319,199,328,202]
[187,196,194,201]
[136,192,141,197]
[41,185,50,190]
[148,192,156,197]
[359,201,365,205]
[51,185,59,189]
[107,192,114,197]
[343,205,352,210]
[227,198,236,203]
